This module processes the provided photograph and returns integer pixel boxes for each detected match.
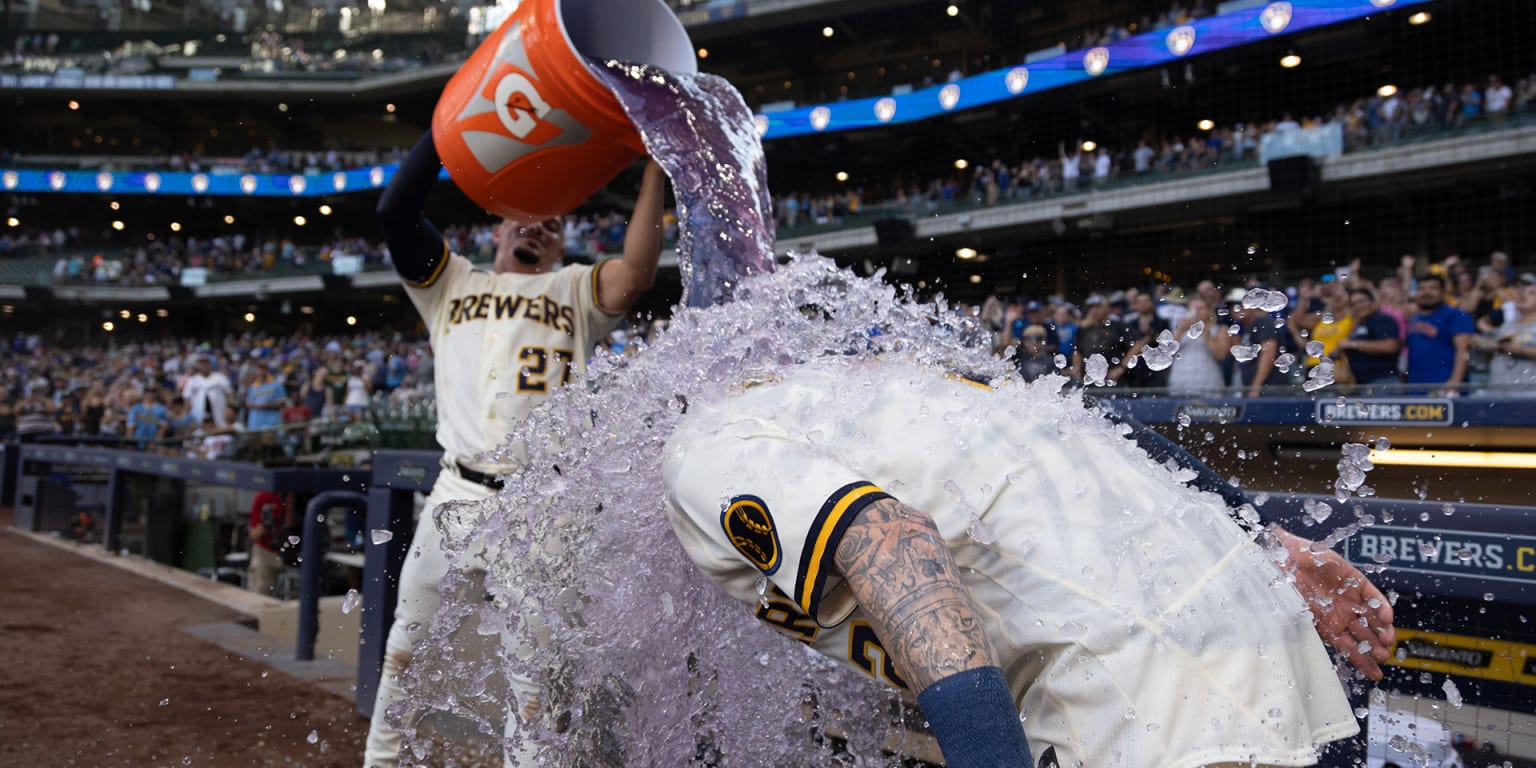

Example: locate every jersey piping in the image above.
[796,481,891,625]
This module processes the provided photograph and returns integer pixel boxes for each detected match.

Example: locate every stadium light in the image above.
[346,315,358,326]
[319,205,333,216]
[697,48,708,59]
[67,100,79,110]
[1372,449,1536,470]
[244,312,256,323]
[385,103,397,113]
[111,220,125,231]
[137,313,148,323]
[224,215,235,224]
[170,222,181,232]
[109,200,120,210]
[954,159,969,170]
[293,215,307,226]
[5,217,17,227]
[102,321,114,332]
[1408,11,1431,25]
[1081,140,1098,152]
[946,4,959,17]
[956,247,977,260]
[822,26,834,38]
[119,309,130,319]
[278,102,289,112]
[1280,53,1302,68]
[1377,84,1398,98]
[969,274,983,284]
[1197,119,1215,131]
[835,171,849,182]
[155,309,168,318]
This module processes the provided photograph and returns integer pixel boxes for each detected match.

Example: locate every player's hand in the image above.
[1271,527,1396,680]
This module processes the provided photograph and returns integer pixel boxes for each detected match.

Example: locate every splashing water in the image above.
[1231,344,1261,363]
[593,60,776,308]
[405,254,1025,766]
[1085,353,1110,385]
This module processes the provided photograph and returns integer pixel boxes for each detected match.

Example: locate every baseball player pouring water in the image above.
[365,129,666,767]
[662,355,1396,768]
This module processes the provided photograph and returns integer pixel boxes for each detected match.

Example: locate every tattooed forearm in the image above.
[833,498,999,692]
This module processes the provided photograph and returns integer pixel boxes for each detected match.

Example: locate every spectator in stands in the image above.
[127,389,166,448]
[1014,324,1056,382]
[1071,295,1132,384]
[1059,142,1082,193]
[244,363,288,431]
[1230,289,1286,397]
[1167,296,1228,394]
[0,390,15,440]
[1486,74,1513,123]
[1337,287,1402,389]
[181,355,232,428]
[247,490,288,597]
[1486,274,1536,393]
[1405,274,1476,394]
[1121,291,1171,389]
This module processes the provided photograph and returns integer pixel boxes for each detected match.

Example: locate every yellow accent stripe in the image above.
[409,240,451,288]
[799,483,884,612]
[591,260,625,317]
[1386,627,1536,687]
[943,372,994,391]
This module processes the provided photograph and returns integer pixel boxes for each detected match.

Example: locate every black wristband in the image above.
[917,666,1032,767]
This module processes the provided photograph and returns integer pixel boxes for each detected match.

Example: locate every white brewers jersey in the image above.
[403,252,622,472]
[662,356,1356,768]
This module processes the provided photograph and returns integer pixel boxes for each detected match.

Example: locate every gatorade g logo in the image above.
[456,21,593,174]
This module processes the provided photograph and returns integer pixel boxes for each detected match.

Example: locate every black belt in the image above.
[456,461,505,491]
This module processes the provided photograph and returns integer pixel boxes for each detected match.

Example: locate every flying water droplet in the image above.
[1273,353,1296,373]
[1259,291,1288,312]
[1186,321,1205,339]
[287,535,301,546]
[1305,340,1325,358]
[1053,353,1067,369]
[306,730,319,744]
[1231,344,1260,362]
[370,529,394,545]
[341,589,361,615]
[1442,678,1463,709]
[159,698,170,706]
[1085,354,1110,386]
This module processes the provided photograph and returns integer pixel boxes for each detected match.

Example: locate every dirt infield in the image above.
[0,523,366,767]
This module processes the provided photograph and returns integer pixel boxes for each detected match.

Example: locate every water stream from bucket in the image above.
[394,62,1387,767]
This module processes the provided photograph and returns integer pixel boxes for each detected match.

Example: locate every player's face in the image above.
[498,216,565,270]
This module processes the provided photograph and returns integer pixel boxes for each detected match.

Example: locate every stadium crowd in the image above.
[773,72,1536,229]
[22,207,681,286]
[0,331,438,457]
[6,249,1534,456]
[9,68,1529,286]
[969,250,1536,397]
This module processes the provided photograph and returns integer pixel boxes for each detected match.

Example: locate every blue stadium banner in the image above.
[1315,398,1454,426]
[755,0,1438,140]
[1349,525,1536,587]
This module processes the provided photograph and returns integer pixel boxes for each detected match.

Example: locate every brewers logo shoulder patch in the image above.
[722,495,781,575]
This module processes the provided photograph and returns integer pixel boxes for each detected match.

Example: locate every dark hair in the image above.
[1419,274,1448,290]
[1348,287,1377,303]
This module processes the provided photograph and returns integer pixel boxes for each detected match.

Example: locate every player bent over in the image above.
[661,356,1395,768]
[365,130,667,767]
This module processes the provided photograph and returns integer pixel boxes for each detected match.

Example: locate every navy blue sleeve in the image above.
[918,667,1033,768]
[378,131,448,286]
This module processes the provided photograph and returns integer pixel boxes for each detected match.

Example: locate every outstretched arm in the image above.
[834,498,1031,767]
[596,160,667,314]
[1271,527,1396,680]
[378,131,448,286]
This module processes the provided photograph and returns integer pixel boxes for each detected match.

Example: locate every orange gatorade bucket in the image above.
[433,0,697,222]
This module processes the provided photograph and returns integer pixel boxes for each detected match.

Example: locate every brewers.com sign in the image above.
[1315,398,1453,426]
